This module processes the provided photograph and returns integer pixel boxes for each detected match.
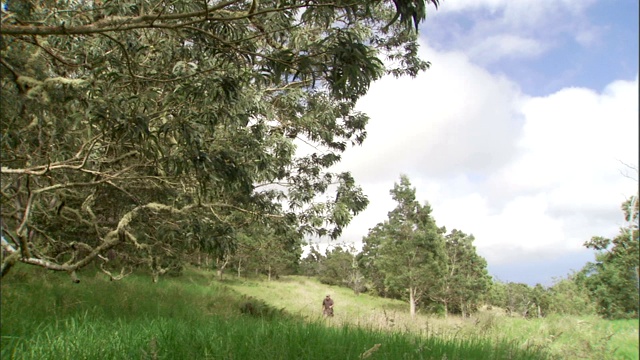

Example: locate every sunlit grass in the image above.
[1,266,544,359]
[2,266,634,359]
[227,275,639,359]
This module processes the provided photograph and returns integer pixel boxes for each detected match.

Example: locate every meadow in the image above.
[1,265,637,359]
[226,275,639,359]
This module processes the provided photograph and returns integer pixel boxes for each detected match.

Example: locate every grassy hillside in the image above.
[226,275,639,360]
[1,266,636,359]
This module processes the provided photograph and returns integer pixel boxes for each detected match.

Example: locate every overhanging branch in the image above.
[0,0,242,35]
[0,2,349,36]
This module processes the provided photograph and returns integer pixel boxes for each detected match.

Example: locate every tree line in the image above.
[299,176,639,320]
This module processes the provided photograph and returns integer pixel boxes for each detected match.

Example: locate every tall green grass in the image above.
[1,313,547,360]
[1,265,547,359]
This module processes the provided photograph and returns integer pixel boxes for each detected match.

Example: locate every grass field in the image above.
[225,275,639,360]
[1,265,637,359]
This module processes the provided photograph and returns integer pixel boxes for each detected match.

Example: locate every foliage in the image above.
[230,223,302,279]
[299,244,324,277]
[0,0,440,281]
[358,176,490,317]
[318,245,366,293]
[431,229,491,316]
[487,277,596,319]
[488,281,538,317]
[359,175,446,317]
[317,246,352,285]
[545,275,595,316]
[578,194,639,319]
[239,295,288,319]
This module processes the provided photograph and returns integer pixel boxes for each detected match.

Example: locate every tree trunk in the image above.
[268,265,272,282]
[216,257,228,280]
[409,287,416,318]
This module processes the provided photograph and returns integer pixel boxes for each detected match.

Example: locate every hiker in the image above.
[322,294,334,317]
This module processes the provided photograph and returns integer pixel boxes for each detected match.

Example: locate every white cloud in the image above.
[467,34,548,64]
[340,49,524,181]
[326,42,638,282]
[422,0,600,64]
[441,0,595,19]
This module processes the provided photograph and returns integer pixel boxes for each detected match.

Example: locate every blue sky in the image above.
[307,0,639,286]
[422,0,639,95]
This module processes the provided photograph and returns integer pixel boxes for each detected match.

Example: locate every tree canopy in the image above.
[0,0,439,281]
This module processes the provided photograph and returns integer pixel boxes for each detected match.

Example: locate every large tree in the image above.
[360,175,445,317]
[0,0,439,281]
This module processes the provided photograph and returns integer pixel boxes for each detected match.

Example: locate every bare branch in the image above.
[618,160,639,182]
[1,136,104,175]
[16,192,34,259]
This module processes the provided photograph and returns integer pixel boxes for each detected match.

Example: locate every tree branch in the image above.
[1,136,104,175]
[0,2,351,36]
[0,0,242,35]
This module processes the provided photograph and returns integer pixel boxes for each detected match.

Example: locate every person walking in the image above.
[322,294,334,317]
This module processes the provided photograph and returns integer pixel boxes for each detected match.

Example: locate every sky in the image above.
[306,0,639,286]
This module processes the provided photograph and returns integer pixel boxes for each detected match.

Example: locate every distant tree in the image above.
[486,280,506,310]
[488,281,536,317]
[546,275,595,316]
[318,246,352,285]
[360,175,445,317]
[315,245,365,293]
[299,245,324,277]
[357,225,392,298]
[230,223,302,280]
[578,194,639,319]
[430,229,491,317]
[345,251,367,295]
[529,284,549,318]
